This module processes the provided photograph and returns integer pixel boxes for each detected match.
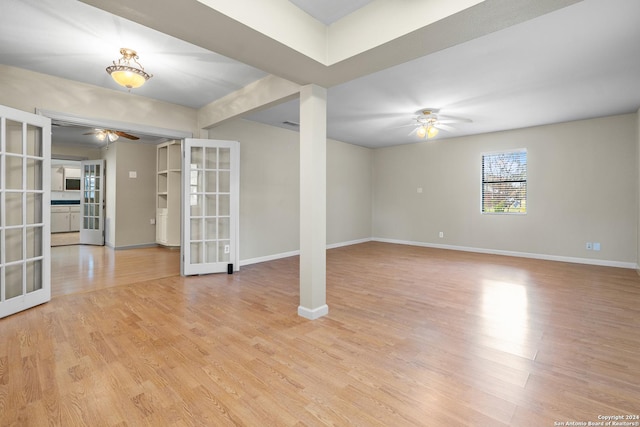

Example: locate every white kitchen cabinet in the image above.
[51,206,70,232]
[69,206,81,231]
[51,205,81,232]
[51,166,64,191]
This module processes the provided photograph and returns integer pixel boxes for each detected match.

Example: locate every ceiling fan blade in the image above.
[389,123,418,129]
[114,131,140,140]
[437,115,472,124]
[435,123,456,132]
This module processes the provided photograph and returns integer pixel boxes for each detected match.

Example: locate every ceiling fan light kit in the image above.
[84,129,140,144]
[413,108,469,139]
[106,48,152,89]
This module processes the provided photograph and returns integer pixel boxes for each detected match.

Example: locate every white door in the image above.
[182,139,239,276]
[0,105,51,318]
[79,159,105,245]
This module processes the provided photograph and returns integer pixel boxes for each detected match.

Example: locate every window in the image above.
[482,150,527,213]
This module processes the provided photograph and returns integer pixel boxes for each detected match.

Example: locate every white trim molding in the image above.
[240,250,300,267]
[239,238,373,267]
[298,304,329,320]
[373,237,638,270]
[326,237,372,250]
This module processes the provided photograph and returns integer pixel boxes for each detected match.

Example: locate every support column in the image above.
[298,84,328,320]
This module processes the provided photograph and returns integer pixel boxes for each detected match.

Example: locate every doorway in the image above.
[42,109,192,295]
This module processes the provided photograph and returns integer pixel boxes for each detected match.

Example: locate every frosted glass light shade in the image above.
[109,69,148,89]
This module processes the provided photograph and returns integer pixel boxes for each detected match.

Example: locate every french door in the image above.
[0,105,51,318]
[182,139,239,276]
[79,159,105,245]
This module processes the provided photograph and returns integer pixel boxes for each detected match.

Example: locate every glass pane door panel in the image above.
[190,243,202,263]
[26,125,42,157]
[5,265,23,299]
[190,219,203,240]
[6,193,23,226]
[205,218,217,239]
[205,148,217,168]
[6,120,23,154]
[6,156,23,189]
[205,171,216,192]
[205,195,217,216]
[205,242,217,263]
[219,148,231,169]
[191,147,203,165]
[190,195,203,216]
[26,193,42,224]
[26,260,42,293]
[219,171,230,193]
[218,195,230,216]
[218,218,230,239]
[26,227,42,258]
[218,241,230,263]
[26,159,42,190]
[5,229,23,262]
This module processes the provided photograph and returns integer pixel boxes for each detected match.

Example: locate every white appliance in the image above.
[64,167,81,191]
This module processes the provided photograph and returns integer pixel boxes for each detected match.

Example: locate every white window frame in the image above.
[481,148,527,215]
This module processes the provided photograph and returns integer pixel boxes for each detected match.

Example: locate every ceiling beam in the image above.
[80,0,583,88]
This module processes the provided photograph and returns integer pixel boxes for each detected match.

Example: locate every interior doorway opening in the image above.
[40,109,191,295]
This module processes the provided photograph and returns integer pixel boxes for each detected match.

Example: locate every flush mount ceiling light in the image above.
[106,48,152,90]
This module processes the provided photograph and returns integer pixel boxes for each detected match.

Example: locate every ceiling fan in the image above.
[83,128,140,142]
[409,108,472,139]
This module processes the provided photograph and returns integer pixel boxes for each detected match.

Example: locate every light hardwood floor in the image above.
[1,242,639,426]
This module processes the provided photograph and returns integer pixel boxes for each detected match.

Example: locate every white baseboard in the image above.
[114,243,159,250]
[298,304,329,320]
[373,237,638,270]
[239,238,373,267]
[327,237,372,250]
[240,250,300,267]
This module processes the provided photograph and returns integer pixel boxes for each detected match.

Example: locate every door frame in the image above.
[37,110,192,142]
[39,109,193,244]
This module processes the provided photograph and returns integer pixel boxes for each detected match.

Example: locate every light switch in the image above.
[129,171,137,178]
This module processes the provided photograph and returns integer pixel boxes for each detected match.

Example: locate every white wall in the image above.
[327,138,372,245]
[208,119,372,262]
[113,141,157,248]
[373,114,638,266]
[0,64,197,134]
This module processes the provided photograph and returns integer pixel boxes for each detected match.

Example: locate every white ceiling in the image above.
[1,0,639,148]
[288,0,374,25]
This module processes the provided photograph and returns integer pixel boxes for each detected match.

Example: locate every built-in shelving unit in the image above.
[156,140,181,246]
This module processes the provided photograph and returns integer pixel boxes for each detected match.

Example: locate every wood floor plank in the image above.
[1,242,639,425]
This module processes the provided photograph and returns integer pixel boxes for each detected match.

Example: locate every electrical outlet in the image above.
[439,231,444,238]
[149,218,155,225]
[586,242,593,250]
[593,242,601,251]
